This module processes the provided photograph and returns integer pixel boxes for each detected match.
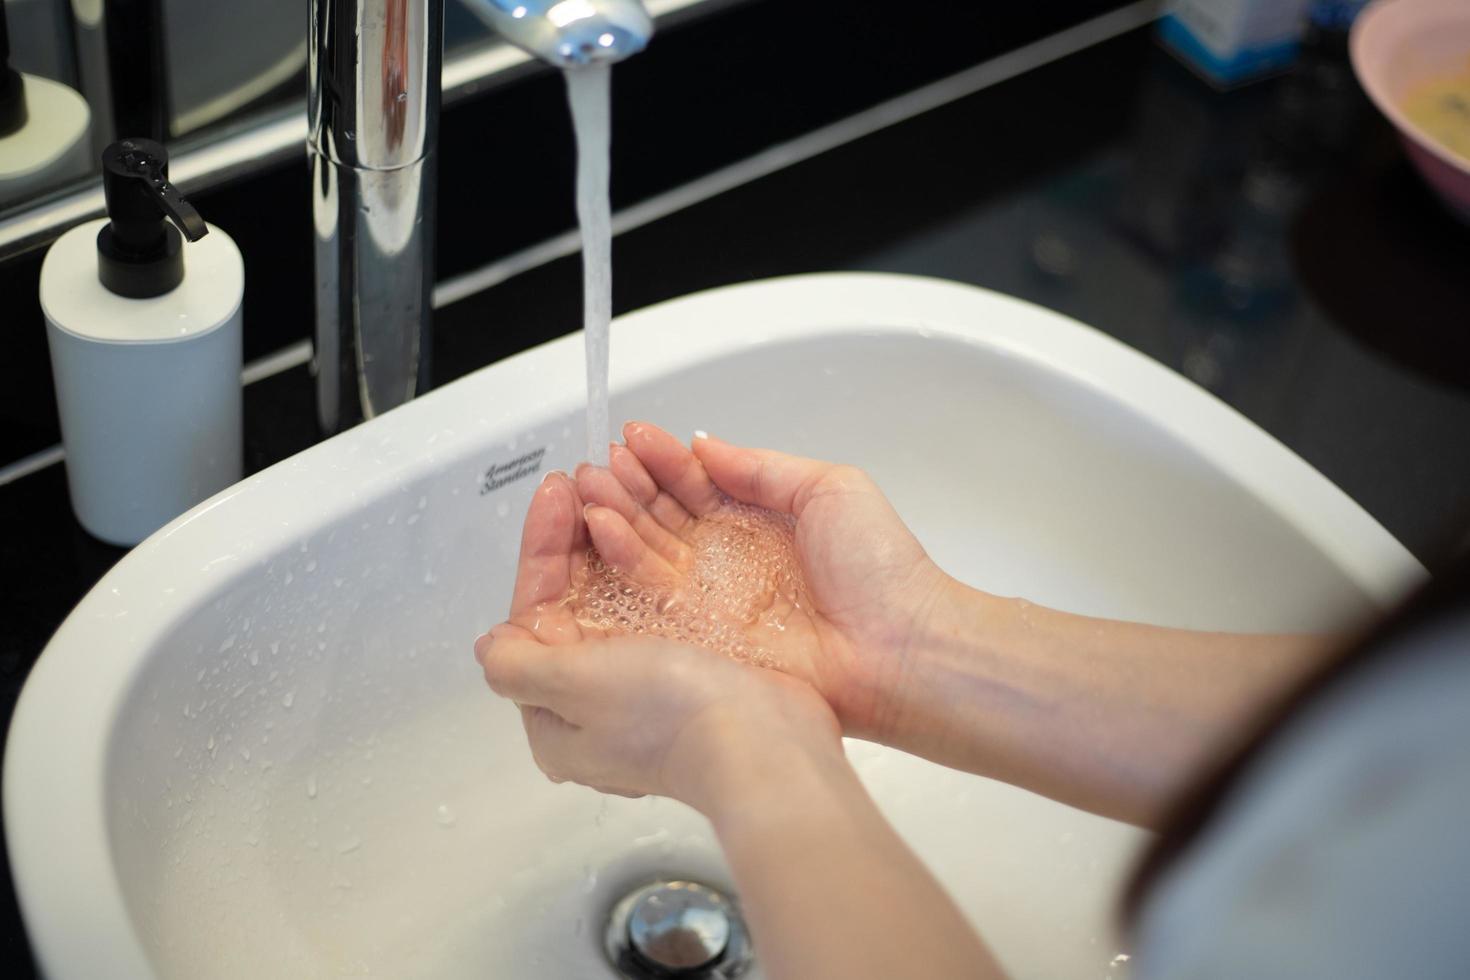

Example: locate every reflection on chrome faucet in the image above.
[464,0,653,67]
[307,0,652,434]
[309,0,441,433]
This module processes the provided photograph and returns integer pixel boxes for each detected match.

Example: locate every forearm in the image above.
[879,578,1339,827]
[704,744,1005,980]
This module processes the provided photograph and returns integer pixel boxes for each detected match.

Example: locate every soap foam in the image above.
[568,499,806,666]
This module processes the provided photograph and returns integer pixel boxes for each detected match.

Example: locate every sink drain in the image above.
[605,880,753,978]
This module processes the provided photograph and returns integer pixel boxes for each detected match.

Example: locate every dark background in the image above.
[3,1,1469,973]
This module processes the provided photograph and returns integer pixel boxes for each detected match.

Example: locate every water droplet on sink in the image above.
[305,559,317,573]
[336,836,362,854]
[306,774,318,799]
[496,501,510,518]
[284,572,293,585]
[282,691,295,709]
[248,649,259,667]
[218,634,236,653]
[435,804,456,828]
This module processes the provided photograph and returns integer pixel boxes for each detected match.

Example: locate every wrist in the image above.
[672,709,850,825]
[830,562,963,743]
[702,734,863,841]
[868,575,1011,756]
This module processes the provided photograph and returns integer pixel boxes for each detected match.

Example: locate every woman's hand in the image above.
[574,422,953,743]
[474,626,842,812]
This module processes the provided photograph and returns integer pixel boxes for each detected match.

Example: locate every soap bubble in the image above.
[567,499,805,664]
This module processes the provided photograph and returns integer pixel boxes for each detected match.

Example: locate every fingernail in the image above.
[542,469,565,485]
[693,430,709,441]
[473,631,494,664]
[583,503,600,520]
[624,421,646,438]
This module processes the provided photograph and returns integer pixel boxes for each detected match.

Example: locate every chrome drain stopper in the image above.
[605,880,753,978]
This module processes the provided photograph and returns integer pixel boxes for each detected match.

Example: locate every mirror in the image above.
[0,0,498,222]
[0,0,724,247]
[1,0,101,212]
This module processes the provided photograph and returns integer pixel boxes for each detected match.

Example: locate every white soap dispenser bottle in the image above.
[40,138,244,546]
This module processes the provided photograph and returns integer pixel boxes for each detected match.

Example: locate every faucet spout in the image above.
[465,0,654,68]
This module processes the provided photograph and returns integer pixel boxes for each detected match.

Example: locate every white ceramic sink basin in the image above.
[6,274,1422,979]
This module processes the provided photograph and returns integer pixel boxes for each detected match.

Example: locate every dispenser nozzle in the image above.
[104,139,208,242]
[97,138,209,298]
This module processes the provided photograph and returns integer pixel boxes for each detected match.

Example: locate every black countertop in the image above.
[3,22,1469,975]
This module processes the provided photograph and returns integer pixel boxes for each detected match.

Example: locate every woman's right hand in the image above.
[575,421,956,744]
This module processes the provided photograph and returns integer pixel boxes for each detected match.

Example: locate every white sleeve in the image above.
[1132,615,1470,980]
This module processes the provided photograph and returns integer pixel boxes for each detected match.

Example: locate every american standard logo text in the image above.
[480,447,548,495]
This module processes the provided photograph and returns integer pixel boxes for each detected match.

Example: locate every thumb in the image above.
[692,433,842,517]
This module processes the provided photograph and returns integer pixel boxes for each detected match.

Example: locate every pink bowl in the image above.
[1351,0,1470,221]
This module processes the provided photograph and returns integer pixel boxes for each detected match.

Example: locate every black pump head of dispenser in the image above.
[97,138,209,299]
[0,4,27,137]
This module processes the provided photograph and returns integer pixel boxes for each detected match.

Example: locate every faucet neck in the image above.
[309,0,444,171]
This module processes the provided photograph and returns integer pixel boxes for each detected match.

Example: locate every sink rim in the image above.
[3,272,1425,978]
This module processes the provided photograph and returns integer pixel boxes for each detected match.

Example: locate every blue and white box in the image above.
[1158,0,1312,87]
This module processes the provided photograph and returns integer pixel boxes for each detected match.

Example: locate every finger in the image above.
[509,471,587,619]
[479,628,578,713]
[623,422,725,518]
[576,462,690,566]
[609,443,659,501]
[693,433,842,517]
[611,443,694,533]
[584,505,683,588]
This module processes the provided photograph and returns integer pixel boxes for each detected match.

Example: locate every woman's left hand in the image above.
[475,625,842,813]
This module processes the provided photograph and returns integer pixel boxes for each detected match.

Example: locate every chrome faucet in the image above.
[307,0,653,433]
